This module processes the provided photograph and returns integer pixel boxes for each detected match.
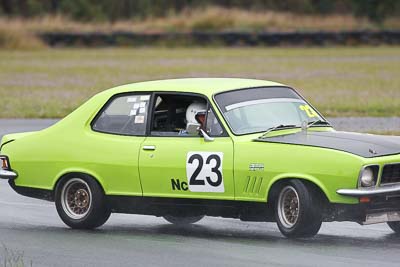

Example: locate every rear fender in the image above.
[53,168,107,193]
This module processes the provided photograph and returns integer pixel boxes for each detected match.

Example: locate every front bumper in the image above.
[337,184,400,197]
[327,195,400,225]
[334,184,400,224]
[0,169,17,179]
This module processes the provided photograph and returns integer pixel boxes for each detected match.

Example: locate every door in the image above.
[90,92,151,196]
[139,93,234,200]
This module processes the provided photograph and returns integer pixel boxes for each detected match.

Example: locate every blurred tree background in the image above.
[0,0,399,24]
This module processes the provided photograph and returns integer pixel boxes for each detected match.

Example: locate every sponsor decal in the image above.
[249,163,264,171]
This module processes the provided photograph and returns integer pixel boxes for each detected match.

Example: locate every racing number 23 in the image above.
[186,152,224,193]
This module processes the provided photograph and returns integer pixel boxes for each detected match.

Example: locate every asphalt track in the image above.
[1,119,400,267]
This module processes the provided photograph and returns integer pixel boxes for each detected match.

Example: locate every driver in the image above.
[179,101,207,135]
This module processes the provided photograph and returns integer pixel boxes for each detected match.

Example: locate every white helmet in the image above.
[186,102,207,124]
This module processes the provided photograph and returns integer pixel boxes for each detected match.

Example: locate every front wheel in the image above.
[55,175,111,229]
[275,180,322,238]
[163,215,205,225]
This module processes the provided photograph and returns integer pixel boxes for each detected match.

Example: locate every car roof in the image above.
[52,78,289,132]
[104,78,286,97]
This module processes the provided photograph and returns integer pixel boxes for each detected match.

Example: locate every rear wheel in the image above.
[387,222,400,233]
[55,175,111,229]
[274,180,323,238]
[163,215,205,225]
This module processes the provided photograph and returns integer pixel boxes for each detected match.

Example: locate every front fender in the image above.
[265,173,357,204]
[266,173,328,198]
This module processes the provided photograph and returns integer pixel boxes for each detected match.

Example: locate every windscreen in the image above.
[214,87,324,135]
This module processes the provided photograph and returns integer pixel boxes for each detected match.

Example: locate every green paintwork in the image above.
[1,78,399,206]
[140,136,234,199]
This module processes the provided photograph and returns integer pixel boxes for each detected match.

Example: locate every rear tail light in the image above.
[0,156,10,170]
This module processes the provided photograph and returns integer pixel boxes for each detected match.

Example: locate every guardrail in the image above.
[39,31,400,47]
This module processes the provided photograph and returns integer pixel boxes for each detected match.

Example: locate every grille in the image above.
[381,164,400,185]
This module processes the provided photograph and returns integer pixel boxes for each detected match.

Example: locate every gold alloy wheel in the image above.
[61,178,92,220]
[277,185,300,228]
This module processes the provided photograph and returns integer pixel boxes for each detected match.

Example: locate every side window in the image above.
[92,94,150,136]
[151,94,207,136]
[150,93,226,137]
[206,109,225,137]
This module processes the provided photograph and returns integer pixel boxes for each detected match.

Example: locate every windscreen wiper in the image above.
[259,124,298,139]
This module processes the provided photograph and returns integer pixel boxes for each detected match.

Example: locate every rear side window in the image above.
[92,94,150,136]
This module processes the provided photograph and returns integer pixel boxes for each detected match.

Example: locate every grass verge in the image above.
[1,7,399,34]
[0,47,399,118]
[0,244,30,267]
[0,27,44,50]
[0,7,399,49]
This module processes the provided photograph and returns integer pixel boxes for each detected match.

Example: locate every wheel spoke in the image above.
[61,179,92,219]
[278,186,300,228]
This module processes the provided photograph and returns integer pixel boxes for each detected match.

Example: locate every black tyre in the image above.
[163,215,205,225]
[274,179,323,238]
[387,222,400,233]
[55,175,111,229]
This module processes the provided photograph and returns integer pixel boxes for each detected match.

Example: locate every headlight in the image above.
[359,166,379,187]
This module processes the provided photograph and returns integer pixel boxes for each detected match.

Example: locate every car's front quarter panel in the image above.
[233,136,366,204]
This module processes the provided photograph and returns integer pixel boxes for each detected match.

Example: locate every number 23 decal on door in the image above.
[186,152,224,193]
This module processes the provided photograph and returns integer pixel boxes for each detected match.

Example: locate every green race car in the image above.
[1,78,400,238]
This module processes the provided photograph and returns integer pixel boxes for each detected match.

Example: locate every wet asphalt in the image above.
[0,119,400,267]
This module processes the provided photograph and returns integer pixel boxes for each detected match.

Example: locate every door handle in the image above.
[143,145,156,151]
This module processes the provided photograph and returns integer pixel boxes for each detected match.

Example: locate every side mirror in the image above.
[185,123,214,142]
[200,129,215,142]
